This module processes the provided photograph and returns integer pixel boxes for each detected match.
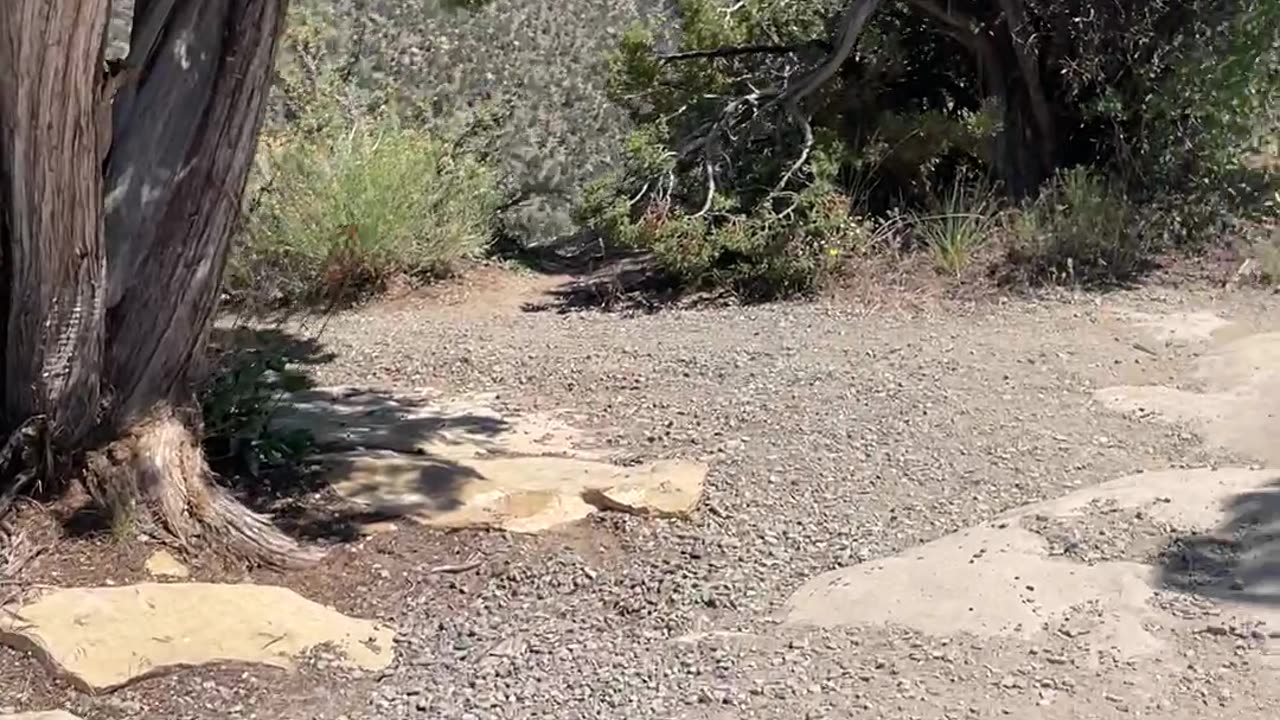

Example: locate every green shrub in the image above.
[583,183,872,299]
[229,117,500,307]
[1005,168,1148,285]
[269,0,667,246]
[199,346,315,479]
[580,130,885,298]
[588,0,1280,293]
[914,180,997,277]
[1252,189,1280,284]
[1257,233,1280,285]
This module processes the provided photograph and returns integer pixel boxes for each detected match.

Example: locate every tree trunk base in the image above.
[85,407,323,569]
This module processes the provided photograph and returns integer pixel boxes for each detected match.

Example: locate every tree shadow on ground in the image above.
[519,251,734,314]
[489,230,733,314]
[207,324,339,370]
[1156,475,1280,607]
[488,230,611,276]
[253,453,489,544]
[234,385,513,544]
[63,328,513,547]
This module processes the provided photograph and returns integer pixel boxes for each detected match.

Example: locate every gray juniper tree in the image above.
[0,0,315,564]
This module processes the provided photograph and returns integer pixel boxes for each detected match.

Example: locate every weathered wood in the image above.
[0,0,112,448]
[103,0,289,430]
[0,0,307,565]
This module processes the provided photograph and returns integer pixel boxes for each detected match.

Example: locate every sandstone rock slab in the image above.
[144,549,189,579]
[327,449,705,533]
[785,467,1280,659]
[1109,309,1235,348]
[0,713,83,720]
[0,583,394,693]
[1096,330,1280,464]
[274,386,707,532]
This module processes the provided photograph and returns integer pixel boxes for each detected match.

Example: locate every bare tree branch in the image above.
[658,41,829,63]
[642,0,885,213]
[773,97,815,195]
[693,154,717,217]
[778,0,884,105]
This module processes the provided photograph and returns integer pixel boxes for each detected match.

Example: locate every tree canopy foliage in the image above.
[580,0,1280,293]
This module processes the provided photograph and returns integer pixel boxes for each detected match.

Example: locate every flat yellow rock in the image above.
[0,583,395,693]
[327,450,706,533]
[144,549,190,579]
[273,386,708,533]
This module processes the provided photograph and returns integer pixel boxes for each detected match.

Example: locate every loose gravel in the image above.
[6,277,1280,720]
[287,281,1275,719]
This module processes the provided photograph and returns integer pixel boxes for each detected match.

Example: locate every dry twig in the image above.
[429,554,483,574]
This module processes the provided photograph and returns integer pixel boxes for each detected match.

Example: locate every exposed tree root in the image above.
[0,415,47,521]
[85,406,324,569]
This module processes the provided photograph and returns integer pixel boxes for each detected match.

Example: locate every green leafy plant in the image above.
[914,179,996,277]
[586,0,1280,293]
[199,348,315,478]
[230,115,500,308]
[1252,189,1280,284]
[580,130,884,298]
[1005,168,1147,285]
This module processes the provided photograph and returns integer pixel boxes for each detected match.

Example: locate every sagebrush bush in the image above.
[1252,188,1280,284]
[1257,232,1280,285]
[273,0,665,245]
[228,117,499,307]
[1005,168,1148,285]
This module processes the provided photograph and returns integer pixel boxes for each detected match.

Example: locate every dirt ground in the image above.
[3,258,1280,720]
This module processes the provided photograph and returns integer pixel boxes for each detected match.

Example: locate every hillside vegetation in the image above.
[216,0,1279,306]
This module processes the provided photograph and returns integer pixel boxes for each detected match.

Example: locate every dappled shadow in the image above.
[238,386,516,543]
[258,454,487,543]
[208,324,338,370]
[1156,476,1280,607]
[269,387,512,454]
[488,230,613,276]
[520,253,733,314]
[60,325,342,540]
[490,230,729,314]
[63,327,517,545]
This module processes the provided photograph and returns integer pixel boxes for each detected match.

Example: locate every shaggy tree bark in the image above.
[0,0,316,566]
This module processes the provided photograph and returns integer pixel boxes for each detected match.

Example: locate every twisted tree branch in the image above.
[658,41,830,63]
[652,0,884,210]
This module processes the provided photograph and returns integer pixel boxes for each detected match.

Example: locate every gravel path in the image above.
[288,276,1277,719]
[6,273,1279,719]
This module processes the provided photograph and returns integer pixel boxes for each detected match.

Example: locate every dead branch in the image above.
[429,555,482,574]
[657,41,829,63]
[693,154,718,217]
[773,97,815,196]
[649,0,884,211]
[778,0,884,105]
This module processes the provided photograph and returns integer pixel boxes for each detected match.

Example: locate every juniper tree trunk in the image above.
[0,0,313,565]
